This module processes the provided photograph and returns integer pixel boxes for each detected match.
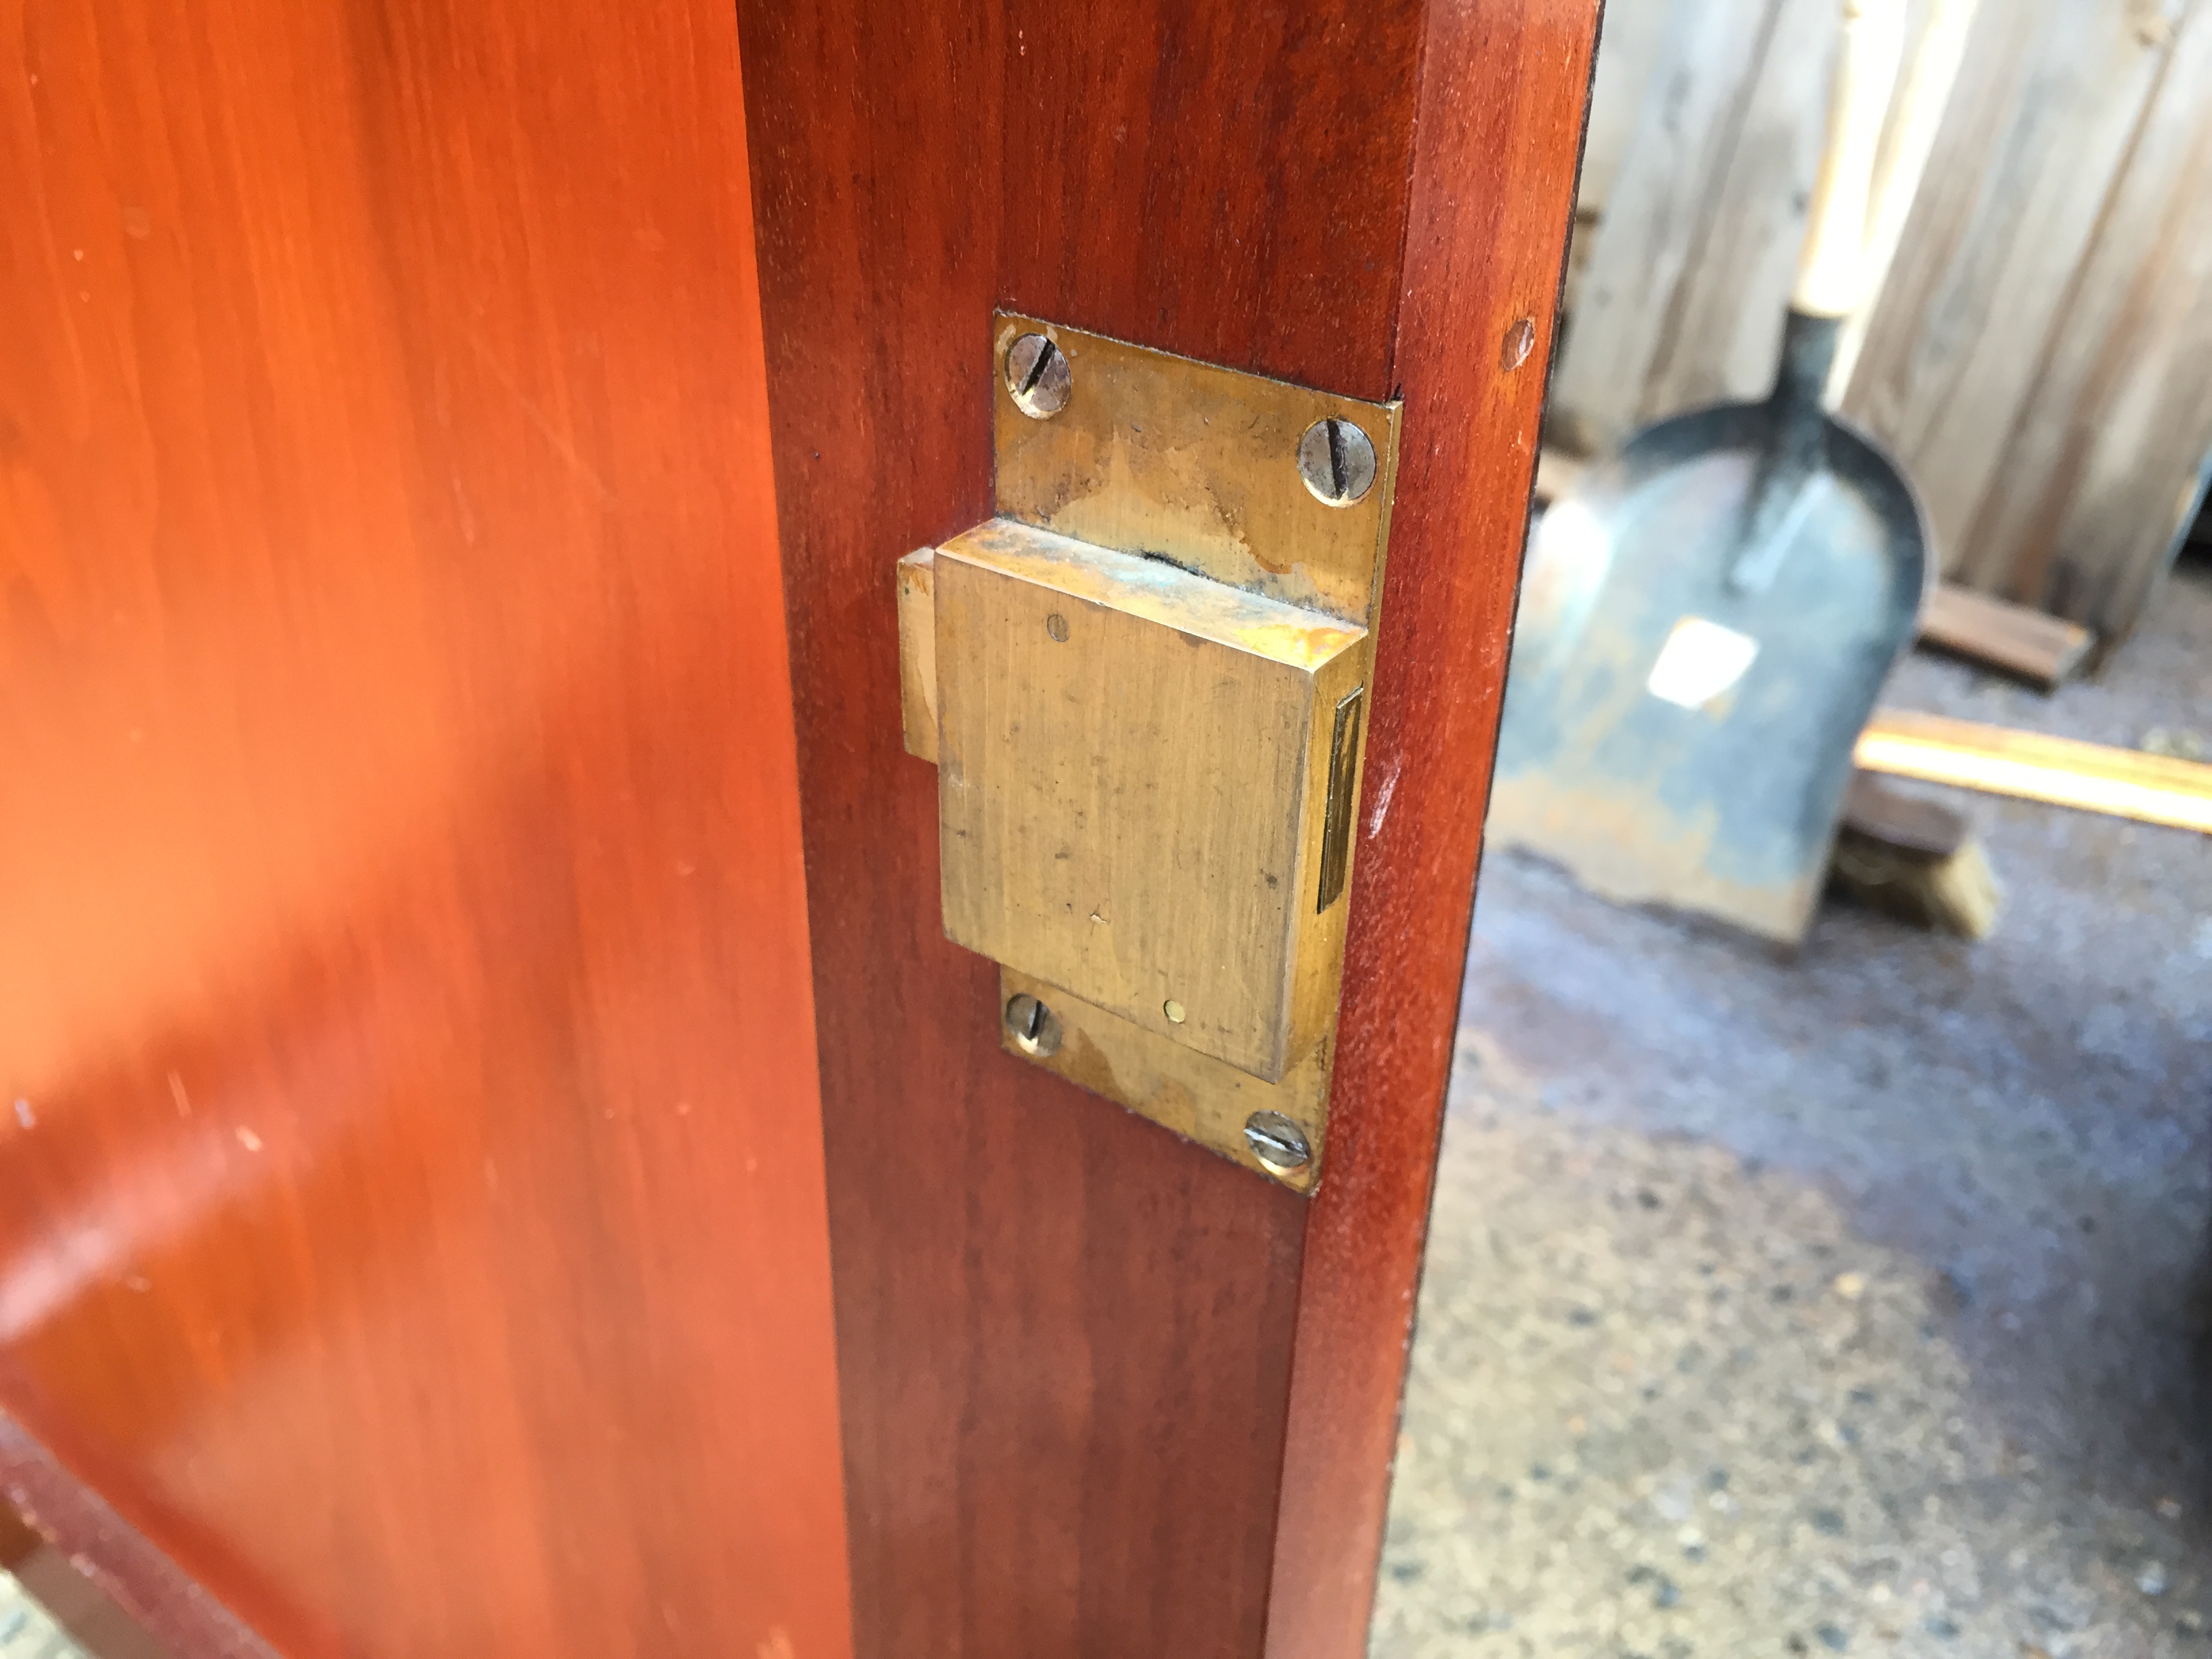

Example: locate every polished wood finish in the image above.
[5,1418,263,1656]
[1276,13,1603,1651]
[0,3,850,1656]
[738,2,1599,1654]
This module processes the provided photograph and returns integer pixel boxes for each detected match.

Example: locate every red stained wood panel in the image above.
[0,3,851,1657]
[1274,7,1607,1652]
[738,3,1599,1656]
[1,1420,268,1658]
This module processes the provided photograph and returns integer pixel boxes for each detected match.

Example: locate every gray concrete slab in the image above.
[1374,560,2212,1657]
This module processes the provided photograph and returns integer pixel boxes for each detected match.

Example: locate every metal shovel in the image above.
[1488,0,1929,944]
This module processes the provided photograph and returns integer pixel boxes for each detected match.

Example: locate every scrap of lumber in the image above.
[1855,710,2212,834]
[1829,771,2001,939]
[1918,582,2093,689]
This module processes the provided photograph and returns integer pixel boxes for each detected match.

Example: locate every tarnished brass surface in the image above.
[999,967,1330,1193]
[992,314,1399,628]
[936,518,1366,1082]
[895,548,938,762]
[891,318,1403,1187]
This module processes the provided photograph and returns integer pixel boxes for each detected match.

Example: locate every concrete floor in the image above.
[1374,560,2212,1658]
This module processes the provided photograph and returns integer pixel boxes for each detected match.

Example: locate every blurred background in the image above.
[1553,0,2211,645]
[1374,1,2212,1656]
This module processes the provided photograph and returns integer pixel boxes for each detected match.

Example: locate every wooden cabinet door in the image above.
[0,3,1596,1657]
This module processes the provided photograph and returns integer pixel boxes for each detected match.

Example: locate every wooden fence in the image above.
[1551,0,2212,649]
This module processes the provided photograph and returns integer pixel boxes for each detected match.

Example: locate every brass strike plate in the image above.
[898,314,1399,1192]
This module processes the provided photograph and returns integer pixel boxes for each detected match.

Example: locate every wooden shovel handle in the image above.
[1793,0,1909,318]
[1827,0,1982,394]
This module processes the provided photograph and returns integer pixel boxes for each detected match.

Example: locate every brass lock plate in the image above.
[900,315,1400,1191]
[991,315,1399,627]
[935,518,1366,1080]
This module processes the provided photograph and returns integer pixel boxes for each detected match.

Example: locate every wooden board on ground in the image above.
[1919,583,2094,687]
[1830,771,2002,939]
[1856,710,2212,832]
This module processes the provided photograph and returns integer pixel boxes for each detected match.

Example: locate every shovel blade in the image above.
[1488,406,1927,943]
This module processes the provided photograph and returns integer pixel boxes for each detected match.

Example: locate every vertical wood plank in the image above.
[1561,0,2212,643]
[1829,0,1986,395]
[1267,6,1600,1652]
[1640,0,1837,416]
[1576,0,1679,217]
[1957,0,2212,634]
[737,4,1406,1651]
[1552,0,1954,448]
[1840,0,2174,566]
[1549,0,1784,451]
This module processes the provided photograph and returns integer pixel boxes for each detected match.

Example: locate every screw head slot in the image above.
[1243,1110,1313,1175]
[1004,992,1063,1058]
[1296,417,1377,507]
[1005,333,1071,419]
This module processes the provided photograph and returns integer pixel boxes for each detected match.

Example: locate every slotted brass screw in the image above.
[1005,333,1071,418]
[1296,417,1377,506]
[1004,992,1063,1058]
[1244,1111,1312,1174]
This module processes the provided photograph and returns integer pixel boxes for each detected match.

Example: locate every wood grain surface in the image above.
[1845,0,2181,600]
[1549,0,1836,451]
[1919,582,2095,687]
[0,3,851,1656]
[1944,0,2212,639]
[1271,9,1603,1652]
[737,2,1598,1656]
